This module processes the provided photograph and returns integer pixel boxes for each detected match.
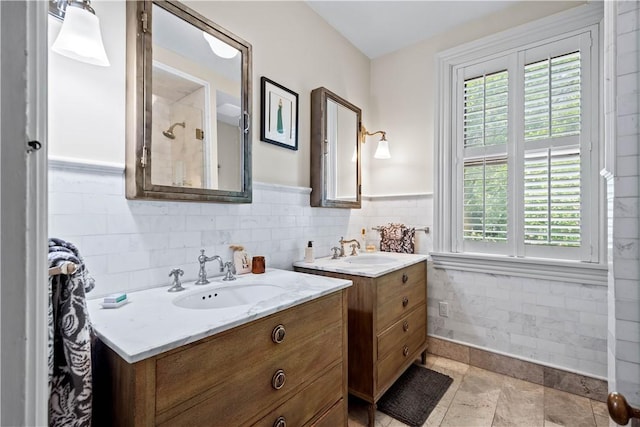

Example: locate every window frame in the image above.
[432,3,606,286]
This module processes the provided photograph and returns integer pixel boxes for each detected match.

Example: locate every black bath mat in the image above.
[377,364,453,427]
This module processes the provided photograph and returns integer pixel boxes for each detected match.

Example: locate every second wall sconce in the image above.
[361,125,391,159]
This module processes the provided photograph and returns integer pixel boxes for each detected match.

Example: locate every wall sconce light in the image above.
[361,125,391,159]
[49,0,110,67]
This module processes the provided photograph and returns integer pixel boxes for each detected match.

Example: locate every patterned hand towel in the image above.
[48,237,94,427]
[379,223,416,254]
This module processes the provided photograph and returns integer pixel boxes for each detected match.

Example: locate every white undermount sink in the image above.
[173,284,286,309]
[342,254,398,265]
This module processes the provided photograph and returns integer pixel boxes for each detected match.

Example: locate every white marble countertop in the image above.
[86,269,351,363]
[293,252,428,278]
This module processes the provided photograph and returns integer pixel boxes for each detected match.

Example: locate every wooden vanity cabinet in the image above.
[92,290,348,427]
[295,261,427,426]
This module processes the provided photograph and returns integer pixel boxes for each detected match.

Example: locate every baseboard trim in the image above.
[427,336,608,402]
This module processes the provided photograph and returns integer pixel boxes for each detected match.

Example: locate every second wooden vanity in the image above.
[294,253,428,426]
[88,270,351,427]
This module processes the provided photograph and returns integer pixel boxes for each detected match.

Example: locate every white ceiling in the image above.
[306,1,522,58]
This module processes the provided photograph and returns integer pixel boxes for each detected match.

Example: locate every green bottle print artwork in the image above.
[276,99,284,134]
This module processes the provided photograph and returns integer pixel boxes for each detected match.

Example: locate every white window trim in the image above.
[432,3,605,285]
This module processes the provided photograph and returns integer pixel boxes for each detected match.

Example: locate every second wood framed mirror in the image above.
[310,87,362,209]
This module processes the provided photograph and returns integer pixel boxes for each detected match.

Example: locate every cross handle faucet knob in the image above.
[169,268,184,280]
[168,268,185,292]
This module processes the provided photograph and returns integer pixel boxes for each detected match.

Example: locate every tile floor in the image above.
[348,355,610,427]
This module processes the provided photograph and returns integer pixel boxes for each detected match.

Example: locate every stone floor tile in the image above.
[422,403,449,427]
[544,388,596,427]
[430,356,471,377]
[590,400,610,427]
[439,367,504,427]
[422,353,438,369]
[493,376,544,427]
[347,356,606,427]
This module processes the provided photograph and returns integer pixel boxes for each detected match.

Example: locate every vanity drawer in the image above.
[157,319,343,426]
[308,399,346,427]
[155,292,343,414]
[253,362,343,427]
[377,305,426,360]
[376,327,426,394]
[376,262,425,303]
[376,279,425,331]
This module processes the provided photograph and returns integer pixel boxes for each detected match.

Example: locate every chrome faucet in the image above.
[339,237,361,256]
[195,249,223,285]
[331,247,341,259]
[168,268,185,292]
[222,261,236,281]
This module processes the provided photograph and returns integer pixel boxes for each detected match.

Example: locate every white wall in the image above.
[48,1,370,189]
[367,1,584,196]
[47,1,126,165]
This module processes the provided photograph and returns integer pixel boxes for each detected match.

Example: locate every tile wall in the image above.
[611,0,640,406]
[49,160,364,298]
[363,197,608,378]
[49,160,608,379]
[427,267,608,378]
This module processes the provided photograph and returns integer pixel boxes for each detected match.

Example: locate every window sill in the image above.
[430,252,607,286]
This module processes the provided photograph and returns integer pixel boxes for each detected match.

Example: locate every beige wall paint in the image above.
[48,1,585,193]
[368,1,585,196]
[48,1,370,189]
[186,1,370,188]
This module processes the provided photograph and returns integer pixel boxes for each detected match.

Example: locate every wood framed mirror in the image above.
[310,87,362,209]
[126,0,252,203]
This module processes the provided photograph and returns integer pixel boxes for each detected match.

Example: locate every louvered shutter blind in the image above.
[464,71,509,148]
[463,70,509,243]
[524,52,581,141]
[524,147,581,247]
[463,158,508,242]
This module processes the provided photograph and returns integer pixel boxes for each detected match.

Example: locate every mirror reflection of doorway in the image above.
[152,62,209,189]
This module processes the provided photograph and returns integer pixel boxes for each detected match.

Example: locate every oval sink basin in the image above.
[343,255,397,265]
[174,284,286,310]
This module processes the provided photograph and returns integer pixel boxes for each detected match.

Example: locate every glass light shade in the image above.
[52,6,110,67]
[374,139,391,159]
[203,32,239,59]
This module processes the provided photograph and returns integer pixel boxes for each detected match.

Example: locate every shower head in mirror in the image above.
[163,121,185,140]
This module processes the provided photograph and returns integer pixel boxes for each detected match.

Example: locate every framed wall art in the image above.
[260,77,298,150]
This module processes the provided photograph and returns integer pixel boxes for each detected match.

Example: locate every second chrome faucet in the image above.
[339,236,361,256]
[195,249,236,284]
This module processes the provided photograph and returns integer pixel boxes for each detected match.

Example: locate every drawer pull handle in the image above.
[403,345,409,357]
[272,369,286,390]
[272,324,286,344]
[273,416,287,427]
[402,297,409,307]
[402,273,409,283]
[403,320,409,332]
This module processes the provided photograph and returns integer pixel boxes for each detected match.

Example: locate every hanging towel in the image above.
[48,238,94,427]
[379,223,416,254]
